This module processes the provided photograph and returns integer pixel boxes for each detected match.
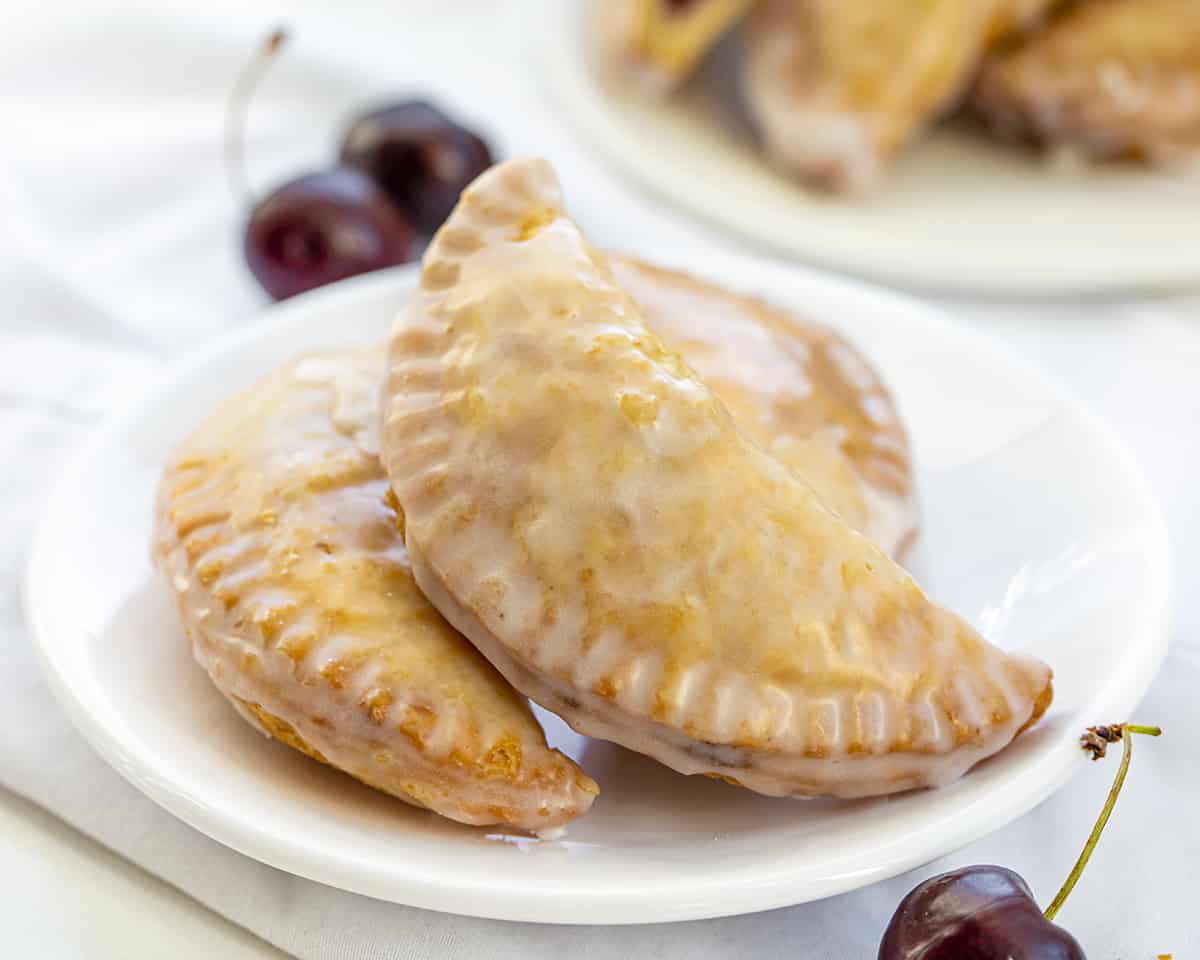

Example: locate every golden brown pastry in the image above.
[153,348,598,830]
[991,0,1063,41]
[379,158,1053,800]
[153,260,918,825]
[740,0,1063,192]
[593,0,758,91]
[611,255,917,557]
[975,0,1200,162]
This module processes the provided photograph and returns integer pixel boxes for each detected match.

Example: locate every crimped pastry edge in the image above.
[409,539,1049,799]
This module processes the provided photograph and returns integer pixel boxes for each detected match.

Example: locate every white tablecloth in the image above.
[1,2,1197,956]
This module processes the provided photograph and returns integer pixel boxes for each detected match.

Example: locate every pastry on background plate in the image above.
[740,0,1062,192]
[611,255,916,557]
[593,0,757,91]
[974,0,1200,162]
[153,348,598,830]
[380,158,1053,800]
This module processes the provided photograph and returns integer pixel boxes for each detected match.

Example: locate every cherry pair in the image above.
[236,32,493,300]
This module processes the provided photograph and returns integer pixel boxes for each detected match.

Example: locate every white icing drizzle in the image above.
[153,349,597,830]
[410,540,1038,798]
[609,255,918,560]
[380,159,1051,800]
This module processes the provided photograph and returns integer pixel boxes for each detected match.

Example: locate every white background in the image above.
[0,1,1197,957]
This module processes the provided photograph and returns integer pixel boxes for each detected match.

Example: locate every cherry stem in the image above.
[1043,723,1162,922]
[225,27,288,209]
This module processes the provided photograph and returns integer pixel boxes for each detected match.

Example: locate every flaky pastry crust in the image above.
[380,159,1053,799]
[153,349,598,829]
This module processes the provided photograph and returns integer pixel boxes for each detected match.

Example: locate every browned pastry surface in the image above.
[380,158,1053,801]
[611,255,917,557]
[975,0,1200,161]
[153,349,598,830]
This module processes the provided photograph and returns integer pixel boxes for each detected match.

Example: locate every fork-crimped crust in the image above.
[612,254,917,558]
[153,348,597,830]
[975,0,1200,162]
[380,158,1052,800]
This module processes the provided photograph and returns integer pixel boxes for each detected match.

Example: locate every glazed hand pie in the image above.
[611,255,916,558]
[154,257,918,826]
[740,0,1060,192]
[380,158,1053,799]
[593,0,757,91]
[974,0,1200,163]
[153,348,598,830]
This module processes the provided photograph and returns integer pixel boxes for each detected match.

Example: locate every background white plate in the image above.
[536,1,1200,296]
[25,261,1169,924]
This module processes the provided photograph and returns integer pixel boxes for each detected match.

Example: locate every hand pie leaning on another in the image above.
[152,260,915,826]
[592,0,757,92]
[611,254,916,558]
[974,0,1200,163]
[381,157,1053,800]
[153,348,598,830]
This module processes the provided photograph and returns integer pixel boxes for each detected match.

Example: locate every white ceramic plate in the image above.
[535,1,1200,296]
[26,261,1169,924]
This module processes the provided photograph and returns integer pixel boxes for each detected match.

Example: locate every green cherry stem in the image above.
[1043,723,1162,922]
[225,27,288,208]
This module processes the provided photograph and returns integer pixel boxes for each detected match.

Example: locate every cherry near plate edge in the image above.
[24,262,1171,923]
[532,1,1200,297]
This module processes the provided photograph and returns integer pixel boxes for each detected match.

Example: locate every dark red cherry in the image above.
[244,167,413,300]
[339,100,493,232]
[879,866,1086,960]
[878,726,1162,960]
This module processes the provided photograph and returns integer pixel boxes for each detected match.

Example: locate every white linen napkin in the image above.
[1,2,1197,956]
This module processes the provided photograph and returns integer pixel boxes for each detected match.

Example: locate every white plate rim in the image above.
[533,0,1200,298]
[23,263,1172,923]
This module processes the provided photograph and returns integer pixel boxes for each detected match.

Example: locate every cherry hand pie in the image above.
[153,348,598,830]
[152,268,916,824]
[741,0,1062,192]
[611,254,916,557]
[380,158,1052,800]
